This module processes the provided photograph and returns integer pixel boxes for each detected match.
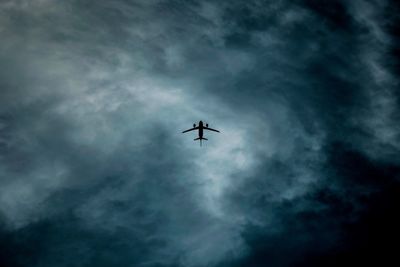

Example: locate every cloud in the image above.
[0,0,399,267]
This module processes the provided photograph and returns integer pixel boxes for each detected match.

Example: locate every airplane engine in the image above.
[193,123,196,127]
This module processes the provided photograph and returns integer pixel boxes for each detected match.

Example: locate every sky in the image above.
[0,0,399,266]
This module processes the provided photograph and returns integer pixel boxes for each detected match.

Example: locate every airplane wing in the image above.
[182,127,199,133]
[204,127,220,133]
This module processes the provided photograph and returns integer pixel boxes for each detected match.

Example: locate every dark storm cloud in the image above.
[1,0,399,267]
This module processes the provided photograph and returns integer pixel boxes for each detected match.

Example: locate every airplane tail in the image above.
[194,137,208,146]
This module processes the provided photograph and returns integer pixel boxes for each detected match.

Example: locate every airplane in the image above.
[182,120,220,146]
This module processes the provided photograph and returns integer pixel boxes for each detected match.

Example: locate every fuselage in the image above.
[198,121,203,138]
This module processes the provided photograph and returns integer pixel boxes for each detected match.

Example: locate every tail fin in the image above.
[194,137,207,146]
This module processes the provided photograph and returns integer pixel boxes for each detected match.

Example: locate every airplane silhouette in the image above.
[182,120,220,146]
